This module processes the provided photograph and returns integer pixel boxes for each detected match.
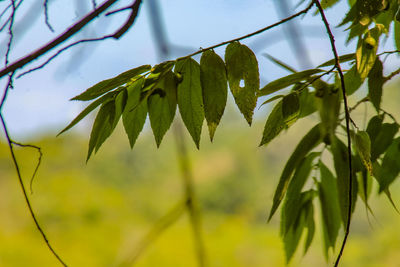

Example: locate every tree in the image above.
[1,0,400,266]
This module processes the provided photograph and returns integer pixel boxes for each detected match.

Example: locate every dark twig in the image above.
[5,0,16,67]
[91,0,97,9]
[0,0,122,79]
[173,122,207,267]
[11,140,43,194]
[0,0,23,32]
[0,2,12,21]
[313,1,353,266]
[384,68,400,82]
[0,115,67,266]
[43,0,54,32]
[177,1,315,61]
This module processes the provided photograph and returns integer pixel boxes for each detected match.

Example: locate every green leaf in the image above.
[299,88,317,118]
[321,0,340,9]
[263,53,296,73]
[318,53,355,68]
[376,137,400,192]
[72,65,151,101]
[356,27,381,79]
[258,69,324,97]
[371,123,399,161]
[330,136,358,225]
[148,71,178,147]
[87,100,116,161]
[225,42,259,125]
[200,50,228,141]
[268,124,322,221]
[282,92,300,126]
[259,101,285,147]
[368,58,384,112]
[281,153,319,235]
[175,58,204,148]
[122,78,147,148]
[303,202,315,255]
[395,21,400,50]
[259,95,284,108]
[366,115,383,144]
[343,64,364,95]
[318,161,341,257]
[58,90,118,136]
[352,131,372,174]
[316,84,341,137]
[113,87,128,128]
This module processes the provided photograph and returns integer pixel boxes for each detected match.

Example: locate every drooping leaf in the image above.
[316,84,341,138]
[113,87,128,128]
[148,71,177,147]
[299,88,317,118]
[87,100,116,161]
[122,78,147,148]
[281,153,319,235]
[282,92,300,126]
[366,115,383,144]
[268,124,322,221]
[318,161,341,257]
[258,69,324,97]
[200,50,228,141]
[330,136,358,225]
[175,58,205,148]
[303,202,315,255]
[368,58,384,112]
[395,21,400,50]
[58,90,118,136]
[225,42,259,125]
[371,122,399,161]
[263,53,296,73]
[352,130,372,174]
[357,170,373,212]
[72,65,151,101]
[318,53,355,68]
[259,101,285,147]
[375,137,400,192]
[343,64,364,95]
[356,27,381,79]
[259,95,284,108]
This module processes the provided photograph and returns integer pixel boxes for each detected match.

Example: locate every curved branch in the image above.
[313,1,353,266]
[0,0,122,79]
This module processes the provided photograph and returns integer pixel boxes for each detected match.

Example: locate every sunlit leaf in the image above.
[268,124,322,221]
[356,27,381,79]
[200,50,228,141]
[258,69,324,97]
[122,78,147,148]
[148,71,178,147]
[368,58,384,112]
[352,130,372,174]
[175,58,205,148]
[225,42,259,125]
[72,65,151,101]
[318,161,341,257]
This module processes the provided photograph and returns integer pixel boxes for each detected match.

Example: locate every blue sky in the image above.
[0,0,398,139]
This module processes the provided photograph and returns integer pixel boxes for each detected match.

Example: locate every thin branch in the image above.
[176,1,315,61]
[378,50,400,56]
[43,0,54,32]
[117,201,185,266]
[91,0,97,9]
[0,0,122,79]
[0,114,67,266]
[5,0,16,67]
[173,122,207,267]
[11,140,43,194]
[384,68,400,82]
[313,1,354,266]
[0,2,12,20]
[0,0,23,32]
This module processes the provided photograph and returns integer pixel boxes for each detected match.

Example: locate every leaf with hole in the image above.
[200,50,228,141]
[72,65,151,101]
[225,42,259,125]
[175,58,204,148]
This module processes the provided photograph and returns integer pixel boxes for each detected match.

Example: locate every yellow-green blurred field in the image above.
[1,90,400,267]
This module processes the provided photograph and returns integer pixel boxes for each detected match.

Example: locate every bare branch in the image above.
[0,0,123,79]
[43,0,54,32]
[0,0,23,32]
[313,1,354,266]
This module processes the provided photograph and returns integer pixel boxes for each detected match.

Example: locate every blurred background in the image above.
[1,0,400,266]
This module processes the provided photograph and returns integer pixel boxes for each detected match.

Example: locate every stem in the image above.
[313,1,353,266]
